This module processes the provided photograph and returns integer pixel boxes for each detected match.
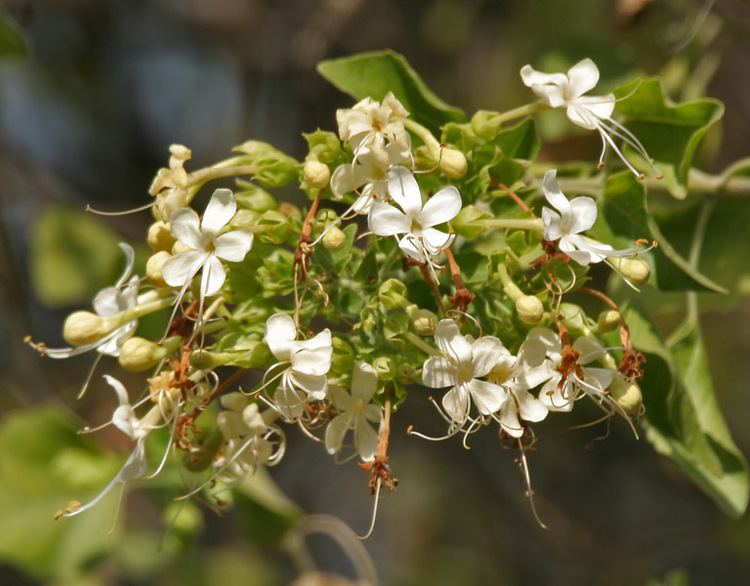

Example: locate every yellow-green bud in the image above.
[146,251,172,287]
[118,337,168,372]
[608,376,643,415]
[597,310,621,333]
[303,160,331,189]
[613,258,651,287]
[515,295,544,324]
[256,210,294,244]
[63,311,113,346]
[147,221,176,252]
[559,303,590,337]
[439,148,468,179]
[470,110,502,139]
[372,356,395,381]
[172,240,191,255]
[230,209,260,230]
[322,226,347,251]
[378,279,410,311]
[332,337,355,374]
[411,308,438,336]
[279,202,302,220]
[452,205,492,239]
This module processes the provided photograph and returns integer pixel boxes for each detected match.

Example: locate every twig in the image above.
[294,189,324,280]
[493,180,532,213]
[444,249,475,313]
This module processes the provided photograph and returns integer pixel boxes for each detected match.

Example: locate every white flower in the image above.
[263,313,332,420]
[422,319,507,426]
[368,166,461,262]
[38,243,139,359]
[217,392,285,479]
[162,188,254,302]
[541,169,641,266]
[521,58,658,178]
[325,361,383,461]
[149,144,192,221]
[64,376,151,517]
[336,92,411,163]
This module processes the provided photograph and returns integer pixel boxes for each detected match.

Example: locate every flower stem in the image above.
[403,331,440,356]
[480,218,544,232]
[487,101,548,126]
[403,119,441,159]
[444,249,475,313]
[497,263,524,302]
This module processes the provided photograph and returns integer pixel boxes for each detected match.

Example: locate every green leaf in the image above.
[30,205,124,307]
[0,11,26,58]
[593,172,726,293]
[614,78,724,190]
[317,50,465,133]
[624,303,749,518]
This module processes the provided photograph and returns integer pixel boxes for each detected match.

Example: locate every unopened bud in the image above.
[256,210,294,244]
[169,144,192,161]
[439,148,468,179]
[515,295,544,324]
[411,308,438,336]
[598,310,621,333]
[303,160,331,189]
[146,251,171,287]
[608,376,643,415]
[230,209,260,230]
[63,311,113,346]
[378,279,410,311]
[147,221,176,252]
[118,337,168,372]
[242,403,267,434]
[322,226,347,251]
[372,356,395,380]
[221,392,247,413]
[613,258,651,287]
[279,202,302,221]
[452,205,492,239]
[217,410,242,439]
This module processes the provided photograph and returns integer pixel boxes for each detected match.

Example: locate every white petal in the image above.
[92,287,124,317]
[467,379,507,415]
[516,389,548,423]
[325,412,353,455]
[170,208,206,251]
[542,207,563,241]
[541,170,570,215]
[264,313,297,360]
[573,337,605,364]
[422,356,458,389]
[559,237,594,265]
[387,166,422,217]
[566,104,599,130]
[434,319,472,365]
[331,164,358,197]
[567,58,600,97]
[289,370,328,399]
[368,202,411,236]
[420,228,454,253]
[329,386,355,411]
[114,243,136,288]
[351,361,378,402]
[575,94,616,120]
[355,415,379,461]
[442,385,470,424]
[520,328,561,365]
[500,403,524,437]
[162,250,207,288]
[201,188,236,236]
[581,367,615,396]
[104,374,131,408]
[418,186,462,228]
[567,196,598,234]
[398,235,426,262]
[519,65,568,107]
[274,381,307,419]
[471,336,503,378]
[539,378,574,412]
[200,255,226,298]
[214,230,254,262]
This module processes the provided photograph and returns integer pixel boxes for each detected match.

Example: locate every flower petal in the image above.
[519,65,568,108]
[201,188,236,236]
[421,228,454,253]
[575,94,616,120]
[264,313,297,361]
[200,255,226,298]
[515,389,548,423]
[541,169,570,215]
[368,202,411,236]
[471,336,503,378]
[289,370,328,399]
[329,386,354,411]
[422,356,458,389]
[573,336,605,364]
[274,381,307,419]
[467,378,506,415]
[351,361,378,402]
[434,319,473,365]
[418,186,462,228]
[500,403,524,437]
[567,58,600,97]
[170,208,206,250]
[567,196,598,233]
[442,385,470,424]
[114,243,136,288]
[541,207,563,241]
[398,235,425,262]
[387,166,422,217]
[355,415,379,461]
[214,230,254,262]
[325,412,353,455]
[162,250,207,288]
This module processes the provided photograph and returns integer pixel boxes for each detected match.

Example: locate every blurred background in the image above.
[1,0,750,584]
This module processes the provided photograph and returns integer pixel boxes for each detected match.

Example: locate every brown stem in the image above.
[578,287,619,312]
[200,367,249,412]
[294,189,324,279]
[358,385,398,493]
[492,179,532,214]
[418,263,446,314]
[444,248,475,313]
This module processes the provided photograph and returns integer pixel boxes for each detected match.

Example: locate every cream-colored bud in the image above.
[242,403,266,434]
[172,240,191,255]
[118,337,166,372]
[515,295,544,324]
[146,251,172,287]
[63,311,112,346]
[439,148,468,179]
[598,310,621,333]
[412,308,438,336]
[217,411,242,439]
[220,391,247,413]
[303,160,331,189]
[169,144,192,161]
[322,226,347,251]
[147,221,176,252]
[614,258,651,287]
[608,376,643,415]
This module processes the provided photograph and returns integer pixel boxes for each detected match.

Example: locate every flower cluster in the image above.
[33,57,659,530]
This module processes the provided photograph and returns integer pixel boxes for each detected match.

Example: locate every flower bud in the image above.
[372,356,395,381]
[256,210,294,244]
[279,202,302,220]
[597,310,621,333]
[221,391,247,413]
[235,186,277,212]
[470,110,502,139]
[411,308,438,336]
[515,295,544,325]
[303,160,331,189]
[217,410,243,439]
[146,221,176,252]
[230,209,260,231]
[322,226,347,251]
[332,337,355,375]
[613,258,651,287]
[172,240,192,255]
[242,403,267,434]
[233,140,300,187]
[378,279,410,311]
[439,148,468,179]
[146,251,172,287]
[169,144,192,161]
[608,376,643,415]
[118,337,168,372]
[63,311,113,346]
[559,303,590,337]
[452,205,492,239]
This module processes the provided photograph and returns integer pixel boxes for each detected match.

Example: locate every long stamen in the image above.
[85,201,156,216]
[516,438,549,530]
[356,476,382,540]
